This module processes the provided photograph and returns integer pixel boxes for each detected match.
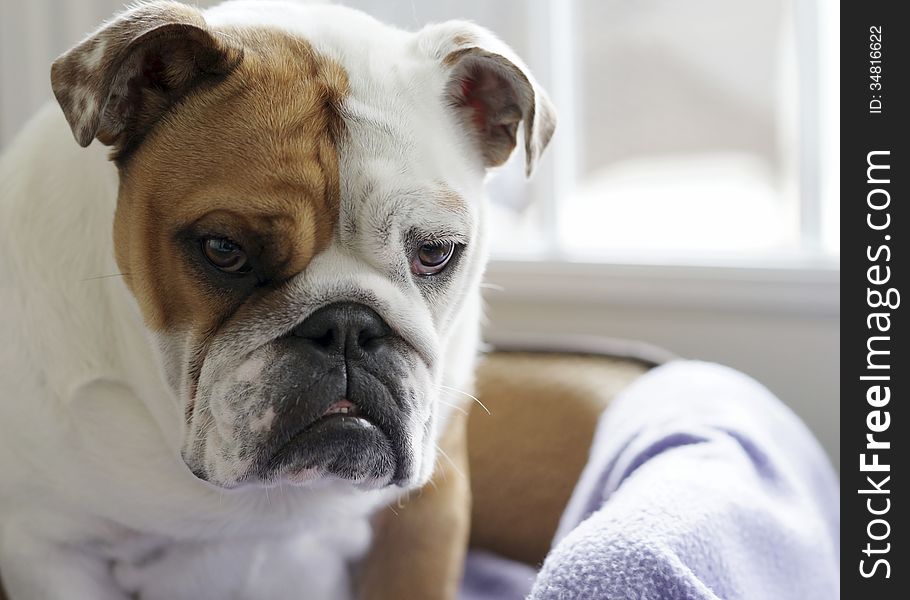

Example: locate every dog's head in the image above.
[50,1,554,490]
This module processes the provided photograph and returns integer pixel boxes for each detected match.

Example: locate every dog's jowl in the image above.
[0,1,554,598]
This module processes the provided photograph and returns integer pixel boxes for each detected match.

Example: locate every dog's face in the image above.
[50,1,553,490]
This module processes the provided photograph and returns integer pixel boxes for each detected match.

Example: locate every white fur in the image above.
[0,1,550,598]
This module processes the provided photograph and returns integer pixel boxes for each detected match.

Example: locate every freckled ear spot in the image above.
[50,1,242,156]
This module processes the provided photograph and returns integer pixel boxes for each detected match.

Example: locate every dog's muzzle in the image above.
[245,302,413,486]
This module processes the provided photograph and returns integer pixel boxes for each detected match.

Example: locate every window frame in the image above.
[505,0,838,270]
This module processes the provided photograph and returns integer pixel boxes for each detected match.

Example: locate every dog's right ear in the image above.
[50,1,241,154]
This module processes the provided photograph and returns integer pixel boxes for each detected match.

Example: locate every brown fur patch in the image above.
[436,185,467,210]
[113,27,349,337]
[450,33,477,47]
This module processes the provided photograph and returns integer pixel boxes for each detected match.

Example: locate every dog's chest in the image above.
[97,520,370,600]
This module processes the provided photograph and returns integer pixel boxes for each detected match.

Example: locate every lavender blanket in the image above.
[460,361,840,600]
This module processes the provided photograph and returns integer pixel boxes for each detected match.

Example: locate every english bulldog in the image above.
[0,1,554,598]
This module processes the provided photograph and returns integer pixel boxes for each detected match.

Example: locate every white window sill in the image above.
[484,255,840,317]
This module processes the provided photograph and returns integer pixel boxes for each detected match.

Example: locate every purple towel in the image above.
[460,361,840,600]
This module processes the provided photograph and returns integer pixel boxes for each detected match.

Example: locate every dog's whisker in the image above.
[437,384,491,416]
[435,398,469,416]
[79,272,128,282]
[434,444,465,480]
[430,455,448,484]
[396,489,411,509]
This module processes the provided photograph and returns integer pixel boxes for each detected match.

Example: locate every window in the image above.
[347,0,839,269]
[1,0,839,269]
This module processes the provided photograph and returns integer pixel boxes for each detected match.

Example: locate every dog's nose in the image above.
[292,302,391,357]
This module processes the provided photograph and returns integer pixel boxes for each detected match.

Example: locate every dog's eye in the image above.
[412,241,456,276]
[202,237,251,273]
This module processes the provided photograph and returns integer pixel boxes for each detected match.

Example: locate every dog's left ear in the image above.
[419,22,556,177]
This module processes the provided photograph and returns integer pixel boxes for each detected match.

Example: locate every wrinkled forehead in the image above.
[203,1,480,200]
[125,25,346,189]
[339,108,479,202]
[334,57,483,234]
[126,14,476,231]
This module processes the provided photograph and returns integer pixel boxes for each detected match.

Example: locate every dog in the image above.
[0,1,554,598]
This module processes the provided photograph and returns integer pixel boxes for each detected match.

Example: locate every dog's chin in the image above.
[188,420,428,492]
[190,409,400,491]
[262,413,399,488]
[192,424,398,491]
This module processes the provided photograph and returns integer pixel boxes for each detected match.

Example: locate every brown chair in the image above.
[467,335,670,566]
